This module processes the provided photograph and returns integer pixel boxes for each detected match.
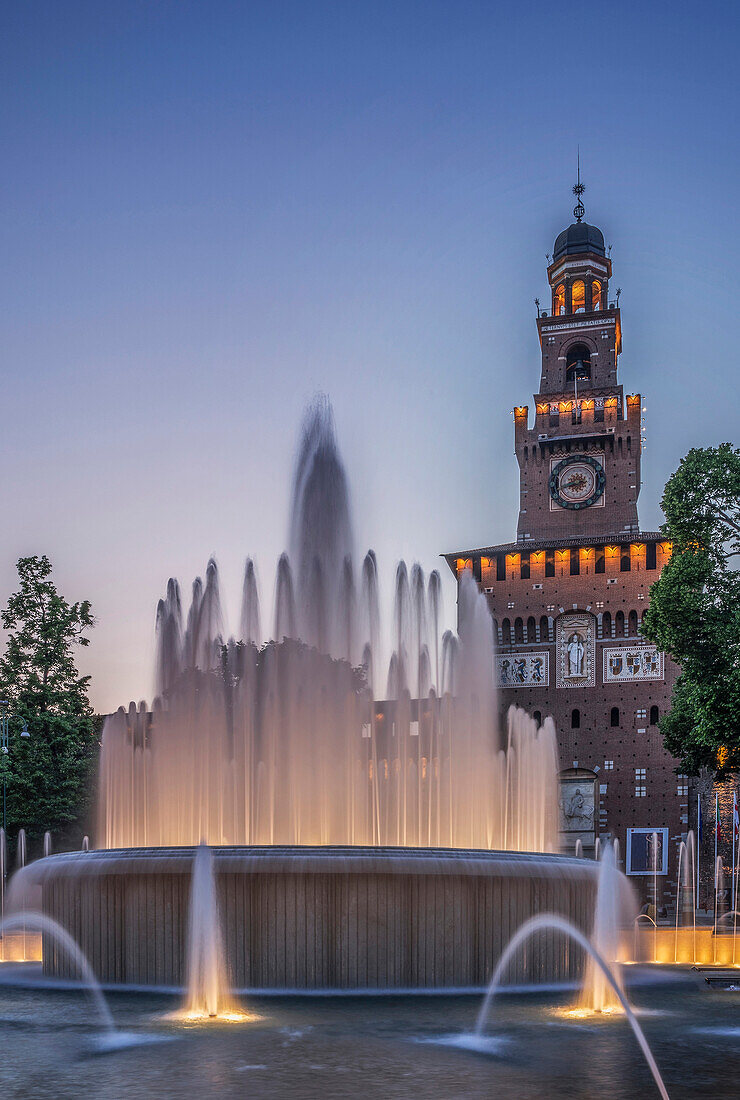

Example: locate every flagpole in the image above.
[715,792,719,920]
[732,791,736,912]
[696,791,700,907]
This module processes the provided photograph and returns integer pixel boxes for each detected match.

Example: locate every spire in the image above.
[572,147,585,223]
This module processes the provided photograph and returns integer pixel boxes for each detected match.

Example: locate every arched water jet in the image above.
[0,912,115,1032]
[475,914,670,1100]
[633,913,658,963]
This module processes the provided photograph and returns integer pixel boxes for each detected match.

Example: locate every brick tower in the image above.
[445,189,683,905]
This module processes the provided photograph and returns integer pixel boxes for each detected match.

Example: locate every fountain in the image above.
[21,398,597,991]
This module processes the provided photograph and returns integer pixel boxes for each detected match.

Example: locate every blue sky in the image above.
[0,1,737,711]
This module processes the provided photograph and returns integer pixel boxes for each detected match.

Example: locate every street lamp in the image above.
[0,702,30,834]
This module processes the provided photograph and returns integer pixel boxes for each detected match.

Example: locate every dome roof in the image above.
[553,221,605,261]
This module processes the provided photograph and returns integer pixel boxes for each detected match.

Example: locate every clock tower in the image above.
[444,186,682,906]
[516,199,641,543]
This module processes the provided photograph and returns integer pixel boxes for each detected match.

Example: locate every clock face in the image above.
[549,455,605,510]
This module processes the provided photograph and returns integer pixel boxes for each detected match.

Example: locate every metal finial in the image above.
[572,147,585,222]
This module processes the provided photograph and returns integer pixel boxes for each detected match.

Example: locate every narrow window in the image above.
[533,710,542,725]
[572,280,586,313]
[514,617,524,644]
[610,706,620,728]
[646,543,657,570]
[539,615,549,642]
[602,611,612,637]
[571,708,581,729]
[591,280,602,311]
[554,284,566,316]
[501,618,511,646]
[650,705,659,725]
[570,548,580,576]
[629,610,638,635]
[621,548,631,572]
[545,549,555,578]
[526,616,536,643]
[496,554,506,581]
[520,553,530,580]
[615,611,625,637]
[595,548,605,574]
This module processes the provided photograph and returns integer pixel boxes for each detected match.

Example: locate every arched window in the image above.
[492,618,499,642]
[565,344,592,384]
[650,705,659,725]
[571,708,581,729]
[621,548,631,572]
[591,280,602,311]
[615,611,625,637]
[533,710,542,725]
[629,610,639,636]
[554,284,565,316]
[539,615,549,643]
[527,616,536,643]
[572,280,586,314]
[611,706,620,727]
[602,611,612,638]
[502,617,511,646]
[514,617,524,644]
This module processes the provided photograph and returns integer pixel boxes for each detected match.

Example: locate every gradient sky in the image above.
[1,1,737,713]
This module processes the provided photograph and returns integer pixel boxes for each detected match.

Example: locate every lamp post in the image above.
[0,701,30,835]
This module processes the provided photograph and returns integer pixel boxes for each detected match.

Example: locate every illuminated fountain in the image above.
[25,398,597,991]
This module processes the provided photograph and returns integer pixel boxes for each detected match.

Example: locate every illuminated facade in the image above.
[445,197,683,905]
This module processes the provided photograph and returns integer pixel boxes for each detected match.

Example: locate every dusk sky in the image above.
[1,1,737,713]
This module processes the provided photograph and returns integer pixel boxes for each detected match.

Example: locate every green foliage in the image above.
[641,445,740,774]
[0,557,98,849]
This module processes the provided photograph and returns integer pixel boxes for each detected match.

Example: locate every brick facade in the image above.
[445,210,684,906]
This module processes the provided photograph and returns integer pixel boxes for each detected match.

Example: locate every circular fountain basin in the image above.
[32,846,597,991]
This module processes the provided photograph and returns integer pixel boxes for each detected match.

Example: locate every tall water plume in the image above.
[289,396,353,657]
[183,845,233,1020]
[579,842,635,1012]
[240,559,261,647]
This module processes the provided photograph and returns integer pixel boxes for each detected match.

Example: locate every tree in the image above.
[641,444,740,775]
[0,556,98,849]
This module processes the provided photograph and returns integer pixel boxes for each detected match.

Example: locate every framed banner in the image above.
[626,827,668,875]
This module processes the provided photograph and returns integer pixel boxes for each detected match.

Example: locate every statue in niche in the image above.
[567,631,585,678]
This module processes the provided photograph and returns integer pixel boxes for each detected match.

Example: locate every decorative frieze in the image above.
[496,652,549,687]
